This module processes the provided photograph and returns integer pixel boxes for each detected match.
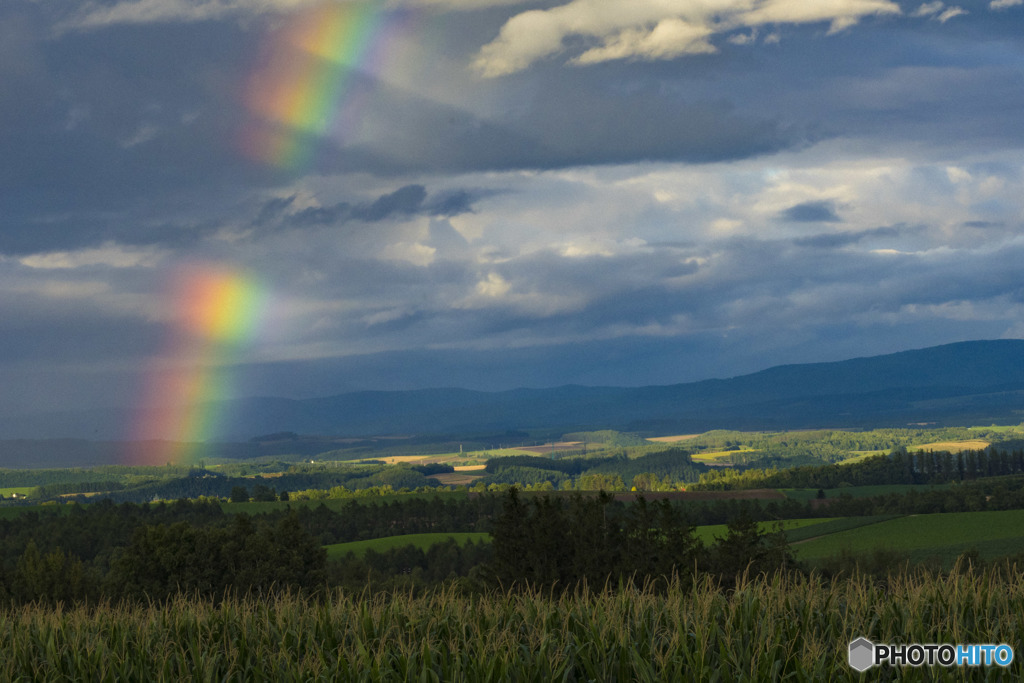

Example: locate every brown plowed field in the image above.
[430,473,485,486]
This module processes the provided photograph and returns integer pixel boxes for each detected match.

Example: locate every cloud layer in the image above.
[1,0,1024,423]
[474,0,902,76]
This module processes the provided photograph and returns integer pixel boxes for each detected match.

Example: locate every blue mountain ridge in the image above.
[211,339,1024,439]
[1,339,1022,442]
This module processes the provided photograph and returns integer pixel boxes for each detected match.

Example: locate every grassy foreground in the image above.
[3,568,1023,681]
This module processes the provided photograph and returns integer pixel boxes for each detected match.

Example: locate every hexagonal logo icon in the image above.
[849,637,874,672]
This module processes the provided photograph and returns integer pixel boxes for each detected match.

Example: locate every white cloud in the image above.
[474,271,511,298]
[386,0,532,7]
[61,0,325,31]
[946,166,972,183]
[120,123,160,149]
[911,2,967,21]
[936,6,967,21]
[990,0,1023,9]
[61,0,532,31]
[912,1,945,17]
[379,242,436,267]
[574,18,716,65]
[13,279,110,299]
[475,0,901,76]
[19,245,162,270]
[728,29,758,45]
[739,0,901,33]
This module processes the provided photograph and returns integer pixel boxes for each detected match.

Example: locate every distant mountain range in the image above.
[2,339,1024,444]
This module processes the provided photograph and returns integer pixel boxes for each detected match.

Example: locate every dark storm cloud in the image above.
[618,13,1024,156]
[4,1,1023,231]
[0,9,273,255]
[294,230,1024,385]
[0,209,227,256]
[780,200,842,223]
[304,72,797,176]
[9,22,256,200]
[424,189,482,217]
[354,185,428,221]
[253,195,298,227]
[261,185,489,232]
[3,0,965,256]
[0,176,486,255]
[962,220,1005,229]
[793,226,902,249]
[227,334,772,397]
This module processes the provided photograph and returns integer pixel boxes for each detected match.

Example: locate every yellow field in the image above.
[647,434,701,443]
[838,451,887,465]
[372,455,448,465]
[691,448,760,462]
[911,440,990,452]
[362,451,532,467]
[368,453,505,466]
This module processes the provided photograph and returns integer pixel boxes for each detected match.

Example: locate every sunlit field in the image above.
[3,569,1022,681]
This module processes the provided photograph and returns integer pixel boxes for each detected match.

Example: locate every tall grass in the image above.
[1,566,1021,681]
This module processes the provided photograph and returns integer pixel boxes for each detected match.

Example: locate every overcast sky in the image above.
[2,0,1024,420]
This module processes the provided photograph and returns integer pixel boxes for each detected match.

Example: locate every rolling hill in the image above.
[2,339,1023,441]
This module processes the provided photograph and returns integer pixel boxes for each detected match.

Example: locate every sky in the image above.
[2,0,1024,428]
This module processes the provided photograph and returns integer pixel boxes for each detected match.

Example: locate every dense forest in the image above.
[8,455,1024,604]
[479,448,709,490]
[0,492,801,603]
[7,423,1024,606]
[488,490,792,589]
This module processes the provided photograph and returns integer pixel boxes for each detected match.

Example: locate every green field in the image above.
[782,515,900,543]
[324,532,491,560]
[0,503,78,519]
[836,451,886,464]
[692,518,832,545]
[794,509,1024,566]
[970,424,1024,434]
[781,483,952,502]
[0,487,35,498]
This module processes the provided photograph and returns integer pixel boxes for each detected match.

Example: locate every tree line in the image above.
[692,447,1024,491]
[488,490,793,590]
[0,500,326,604]
[480,448,708,491]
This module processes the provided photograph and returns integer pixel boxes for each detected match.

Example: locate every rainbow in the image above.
[128,264,268,466]
[240,0,396,170]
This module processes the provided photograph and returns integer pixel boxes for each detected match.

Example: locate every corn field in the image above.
[1,567,1022,681]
